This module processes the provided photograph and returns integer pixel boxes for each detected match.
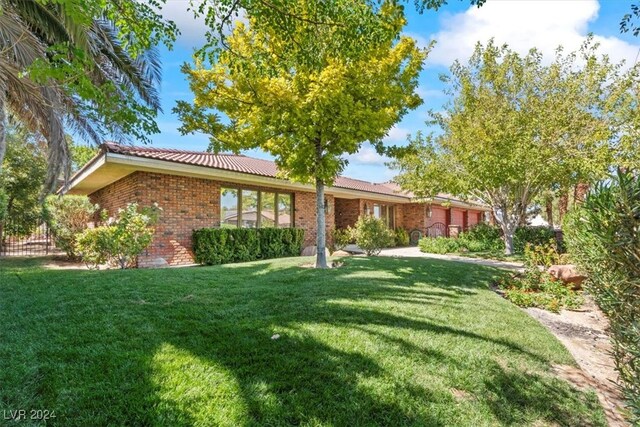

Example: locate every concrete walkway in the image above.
[378,246,525,271]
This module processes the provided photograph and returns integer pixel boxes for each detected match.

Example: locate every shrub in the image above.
[75,203,159,269]
[44,195,97,259]
[76,227,114,269]
[193,227,304,265]
[564,169,640,423]
[524,240,564,268]
[418,237,461,254]
[332,228,353,251]
[514,226,556,253]
[395,227,410,247]
[0,189,7,222]
[459,223,503,252]
[351,215,394,256]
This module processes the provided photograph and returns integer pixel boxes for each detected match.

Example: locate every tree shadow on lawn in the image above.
[0,256,604,426]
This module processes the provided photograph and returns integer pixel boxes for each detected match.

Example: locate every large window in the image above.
[372,203,395,229]
[221,188,238,228]
[278,194,292,228]
[221,187,294,228]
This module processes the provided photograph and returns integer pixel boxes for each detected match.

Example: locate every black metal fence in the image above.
[0,218,56,257]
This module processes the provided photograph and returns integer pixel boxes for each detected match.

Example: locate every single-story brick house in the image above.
[65,143,489,267]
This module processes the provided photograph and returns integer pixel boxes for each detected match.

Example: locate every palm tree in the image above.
[0,0,162,193]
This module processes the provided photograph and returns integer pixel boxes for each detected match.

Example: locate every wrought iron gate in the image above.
[0,217,54,257]
[425,222,448,238]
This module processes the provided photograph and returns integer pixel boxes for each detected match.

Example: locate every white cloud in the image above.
[158,0,247,47]
[159,0,208,46]
[345,143,389,165]
[385,125,411,144]
[428,0,640,68]
[416,86,445,99]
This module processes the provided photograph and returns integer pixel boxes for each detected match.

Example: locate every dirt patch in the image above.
[526,298,628,426]
[40,255,88,270]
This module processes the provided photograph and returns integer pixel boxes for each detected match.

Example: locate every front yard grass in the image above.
[0,256,604,426]
[453,250,526,263]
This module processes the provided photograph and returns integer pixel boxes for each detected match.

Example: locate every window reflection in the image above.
[241,190,259,228]
[221,188,238,228]
[278,194,292,228]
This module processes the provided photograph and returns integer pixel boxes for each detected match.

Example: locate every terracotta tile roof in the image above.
[103,142,410,198]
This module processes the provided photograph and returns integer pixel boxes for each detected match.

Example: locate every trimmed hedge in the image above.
[192,227,305,265]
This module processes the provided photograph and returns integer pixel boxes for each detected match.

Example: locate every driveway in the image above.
[378,246,524,271]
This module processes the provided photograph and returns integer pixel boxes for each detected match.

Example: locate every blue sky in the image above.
[145,0,639,183]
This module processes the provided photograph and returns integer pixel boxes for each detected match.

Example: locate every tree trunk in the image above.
[0,93,7,174]
[494,205,517,256]
[545,197,554,228]
[573,182,589,205]
[503,229,515,256]
[314,177,328,269]
[558,189,569,223]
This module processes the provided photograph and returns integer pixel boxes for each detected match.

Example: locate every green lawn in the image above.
[452,250,526,263]
[0,256,604,426]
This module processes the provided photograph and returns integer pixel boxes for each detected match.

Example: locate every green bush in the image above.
[44,195,97,259]
[75,203,159,269]
[459,223,503,252]
[75,226,114,268]
[564,170,640,423]
[0,189,7,222]
[192,227,304,265]
[514,226,556,253]
[418,237,461,254]
[351,215,394,256]
[332,228,353,251]
[394,227,410,247]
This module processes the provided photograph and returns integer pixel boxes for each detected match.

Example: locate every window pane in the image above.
[389,206,395,229]
[278,194,292,228]
[241,190,259,228]
[261,192,276,227]
[221,188,238,228]
[373,204,381,218]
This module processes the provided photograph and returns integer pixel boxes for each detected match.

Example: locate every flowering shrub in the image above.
[75,203,160,269]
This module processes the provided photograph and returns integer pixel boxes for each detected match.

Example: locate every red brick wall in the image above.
[403,203,427,232]
[335,198,360,229]
[89,171,333,267]
[294,191,334,248]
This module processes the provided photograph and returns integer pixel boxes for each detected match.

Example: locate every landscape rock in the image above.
[547,264,587,290]
[332,250,352,257]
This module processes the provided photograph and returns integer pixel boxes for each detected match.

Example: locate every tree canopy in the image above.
[176,1,426,267]
[0,0,178,192]
[391,39,637,254]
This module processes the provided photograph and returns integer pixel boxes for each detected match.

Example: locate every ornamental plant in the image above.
[44,195,97,259]
[75,203,160,269]
[564,169,640,422]
[351,215,394,256]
